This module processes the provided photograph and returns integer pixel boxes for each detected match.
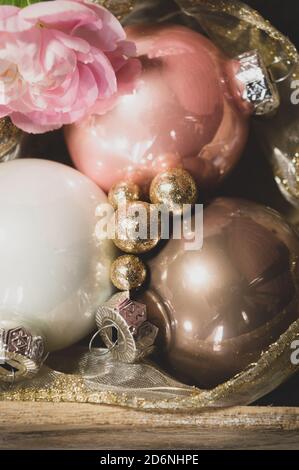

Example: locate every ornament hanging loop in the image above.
[88,323,123,356]
[268,56,297,84]
[96,292,158,363]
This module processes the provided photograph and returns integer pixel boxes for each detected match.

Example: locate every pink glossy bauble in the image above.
[65,25,250,193]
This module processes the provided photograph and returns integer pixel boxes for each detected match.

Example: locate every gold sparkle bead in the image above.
[108,181,142,210]
[150,168,198,215]
[110,255,147,291]
[112,201,161,254]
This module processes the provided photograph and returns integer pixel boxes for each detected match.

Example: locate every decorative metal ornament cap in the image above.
[235,50,280,115]
[96,291,158,363]
[0,327,45,383]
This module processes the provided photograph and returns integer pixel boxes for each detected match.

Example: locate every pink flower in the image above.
[0,1,140,133]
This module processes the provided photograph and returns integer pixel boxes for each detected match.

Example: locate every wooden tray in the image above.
[0,403,299,450]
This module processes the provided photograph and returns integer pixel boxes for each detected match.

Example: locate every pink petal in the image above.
[88,48,117,98]
[38,29,76,86]
[90,93,118,116]
[30,70,80,111]
[107,40,137,73]
[53,29,90,54]
[0,105,10,118]
[0,6,30,33]
[81,0,126,40]
[73,62,99,110]
[10,111,63,133]
[72,2,126,52]
[0,6,19,18]
[90,57,141,115]
[117,39,137,58]
[19,1,96,30]
[8,92,36,114]
[16,29,45,84]
[59,106,89,125]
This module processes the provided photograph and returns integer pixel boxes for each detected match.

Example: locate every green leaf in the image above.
[0,0,41,7]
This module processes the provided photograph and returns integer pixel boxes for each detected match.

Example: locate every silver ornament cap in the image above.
[0,326,45,383]
[96,291,158,363]
[235,50,280,115]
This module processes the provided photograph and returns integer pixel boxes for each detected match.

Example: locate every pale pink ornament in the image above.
[65,24,258,193]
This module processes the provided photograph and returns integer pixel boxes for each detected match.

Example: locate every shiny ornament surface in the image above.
[65,24,249,193]
[108,181,142,210]
[0,159,115,355]
[111,255,147,291]
[112,201,160,254]
[139,198,299,388]
[150,168,198,214]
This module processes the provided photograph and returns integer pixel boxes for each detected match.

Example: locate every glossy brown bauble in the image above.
[139,198,299,388]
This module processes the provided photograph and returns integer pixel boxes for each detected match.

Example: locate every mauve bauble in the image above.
[0,159,115,353]
[139,198,299,388]
[65,25,249,193]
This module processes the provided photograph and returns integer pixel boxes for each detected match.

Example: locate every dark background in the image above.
[248,0,299,49]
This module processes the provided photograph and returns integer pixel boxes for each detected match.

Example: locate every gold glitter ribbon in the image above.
[1,318,299,411]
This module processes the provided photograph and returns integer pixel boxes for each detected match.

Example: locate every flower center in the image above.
[0,64,18,85]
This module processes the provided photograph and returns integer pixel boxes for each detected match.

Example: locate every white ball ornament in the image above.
[0,159,116,382]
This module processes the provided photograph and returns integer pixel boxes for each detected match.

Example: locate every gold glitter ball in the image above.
[108,181,142,210]
[110,255,147,291]
[112,201,161,254]
[150,168,198,215]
